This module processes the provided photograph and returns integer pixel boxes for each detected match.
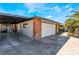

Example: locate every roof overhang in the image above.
[0,13,32,24]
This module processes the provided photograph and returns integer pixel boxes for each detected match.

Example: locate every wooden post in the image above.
[15,24,17,32]
[0,24,1,32]
[12,24,17,32]
[1,24,2,31]
[55,24,58,34]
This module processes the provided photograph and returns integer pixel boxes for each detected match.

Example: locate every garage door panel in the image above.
[42,23,56,37]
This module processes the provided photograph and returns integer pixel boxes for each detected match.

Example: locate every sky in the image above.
[0,3,79,23]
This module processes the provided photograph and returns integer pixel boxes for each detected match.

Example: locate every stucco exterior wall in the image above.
[16,18,57,38]
[17,20,33,38]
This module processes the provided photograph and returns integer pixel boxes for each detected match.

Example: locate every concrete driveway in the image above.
[57,37,79,55]
[0,33,69,55]
[57,32,79,55]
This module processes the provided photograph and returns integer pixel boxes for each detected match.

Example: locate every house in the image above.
[0,13,62,40]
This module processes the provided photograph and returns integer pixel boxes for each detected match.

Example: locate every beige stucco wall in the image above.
[41,23,56,37]
[17,20,33,38]
[16,19,57,38]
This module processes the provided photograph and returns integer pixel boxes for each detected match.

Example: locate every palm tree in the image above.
[64,11,79,36]
[72,11,79,20]
[64,18,75,35]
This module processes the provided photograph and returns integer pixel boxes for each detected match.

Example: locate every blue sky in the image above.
[0,3,79,23]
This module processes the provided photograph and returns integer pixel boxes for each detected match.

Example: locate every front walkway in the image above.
[0,32,69,55]
[57,32,79,55]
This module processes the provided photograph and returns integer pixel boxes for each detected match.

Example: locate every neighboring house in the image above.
[0,13,62,40]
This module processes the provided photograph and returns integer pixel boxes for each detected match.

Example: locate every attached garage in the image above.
[33,17,62,39]
[17,17,62,40]
[0,13,62,40]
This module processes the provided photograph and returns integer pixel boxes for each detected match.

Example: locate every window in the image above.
[23,23,28,28]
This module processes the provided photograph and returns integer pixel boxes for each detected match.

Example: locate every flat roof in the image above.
[0,13,62,25]
[0,12,32,24]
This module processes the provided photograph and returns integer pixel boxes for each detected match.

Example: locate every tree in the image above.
[64,11,79,36]
[72,11,79,20]
[64,18,76,33]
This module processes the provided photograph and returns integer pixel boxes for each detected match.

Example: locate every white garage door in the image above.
[42,23,56,37]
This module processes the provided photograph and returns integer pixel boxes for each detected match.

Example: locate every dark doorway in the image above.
[0,24,17,33]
